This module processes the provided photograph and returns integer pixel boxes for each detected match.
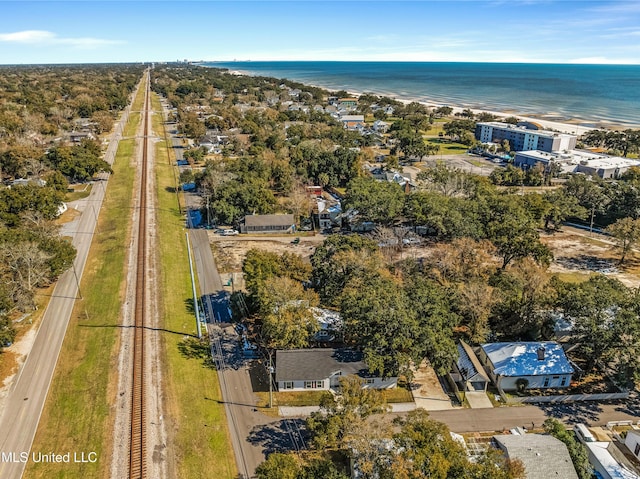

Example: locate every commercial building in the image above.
[475,122,577,152]
[514,149,640,179]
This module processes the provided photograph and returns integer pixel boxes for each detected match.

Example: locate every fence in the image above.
[503,391,629,404]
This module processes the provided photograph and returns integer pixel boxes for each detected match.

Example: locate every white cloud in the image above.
[0,30,123,48]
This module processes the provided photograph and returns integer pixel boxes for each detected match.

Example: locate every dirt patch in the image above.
[211,238,320,273]
[541,230,640,287]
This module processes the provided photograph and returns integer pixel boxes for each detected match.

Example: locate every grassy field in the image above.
[26,132,138,478]
[151,92,237,479]
[124,112,141,137]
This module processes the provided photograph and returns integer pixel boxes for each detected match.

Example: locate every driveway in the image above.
[411,361,456,411]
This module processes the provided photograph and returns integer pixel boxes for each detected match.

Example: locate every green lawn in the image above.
[151,92,237,479]
[124,112,140,137]
[65,184,93,202]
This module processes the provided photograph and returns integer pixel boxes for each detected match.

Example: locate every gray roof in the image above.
[493,434,579,479]
[457,341,489,382]
[275,348,368,382]
[242,214,295,227]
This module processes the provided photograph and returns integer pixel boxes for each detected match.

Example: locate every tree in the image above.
[343,177,405,226]
[255,453,301,479]
[306,375,388,450]
[564,175,608,234]
[543,419,593,479]
[390,410,525,479]
[310,234,382,306]
[260,277,320,349]
[543,190,587,231]
[490,258,555,339]
[405,276,459,375]
[606,217,640,265]
[487,213,552,269]
[341,273,419,377]
[557,275,629,371]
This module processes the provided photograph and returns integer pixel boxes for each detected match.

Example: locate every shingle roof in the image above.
[275,348,368,382]
[493,434,579,479]
[243,214,294,227]
[481,342,573,377]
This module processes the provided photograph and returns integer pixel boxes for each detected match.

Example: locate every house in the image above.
[372,120,390,133]
[340,115,365,131]
[238,214,295,234]
[312,198,341,230]
[478,342,573,391]
[585,440,640,479]
[306,185,323,198]
[338,97,358,110]
[275,348,397,391]
[625,430,640,461]
[450,340,489,392]
[310,307,342,342]
[68,131,96,143]
[492,433,579,479]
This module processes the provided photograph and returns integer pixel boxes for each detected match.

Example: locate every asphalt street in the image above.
[0,92,132,478]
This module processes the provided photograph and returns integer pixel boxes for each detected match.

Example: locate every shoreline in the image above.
[212,66,637,134]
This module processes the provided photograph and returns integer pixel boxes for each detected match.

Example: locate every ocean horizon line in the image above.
[200,61,640,129]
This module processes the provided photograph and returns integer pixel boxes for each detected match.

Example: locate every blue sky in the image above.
[1,1,639,65]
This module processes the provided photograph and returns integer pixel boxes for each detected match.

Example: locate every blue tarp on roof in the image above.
[176,159,189,166]
[481,342,573,377]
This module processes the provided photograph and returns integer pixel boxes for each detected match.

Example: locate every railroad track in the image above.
[129,72,150,479]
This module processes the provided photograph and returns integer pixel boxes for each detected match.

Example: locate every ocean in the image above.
[201,62,640,128]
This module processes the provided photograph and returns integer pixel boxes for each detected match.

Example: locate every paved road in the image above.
[0,83,135,478]
[430,394,640,433]
[189,229,305,478]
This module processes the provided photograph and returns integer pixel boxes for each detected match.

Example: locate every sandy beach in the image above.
[224,67,624,135]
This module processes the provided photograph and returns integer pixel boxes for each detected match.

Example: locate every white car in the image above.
[222,229,239,236]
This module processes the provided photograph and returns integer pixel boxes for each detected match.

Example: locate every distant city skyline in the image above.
[1,1,639,65]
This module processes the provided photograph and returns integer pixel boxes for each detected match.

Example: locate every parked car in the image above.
[222,229,239,236]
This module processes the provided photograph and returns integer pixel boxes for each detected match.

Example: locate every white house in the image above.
[275,348,397,392]
[584,440,640,479]
[479,342,573,391]
[625,430,640,461]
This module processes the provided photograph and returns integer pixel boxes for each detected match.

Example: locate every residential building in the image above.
[310,307,342,342]
[478,342,573,391]
[275,348,397,391]
[340,114,365,130]
[238,214,295,234]
[450,340,489,392]
[475,122,577,152]
[625,430,640,461]
[585,440,640,479]
[492,433,579,479]
[514,149,640,179]
[338,97,358,110]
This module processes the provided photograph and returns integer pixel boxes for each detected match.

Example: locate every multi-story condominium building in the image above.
[475,122,577,152]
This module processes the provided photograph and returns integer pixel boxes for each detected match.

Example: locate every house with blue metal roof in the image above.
[479,342,573,392]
